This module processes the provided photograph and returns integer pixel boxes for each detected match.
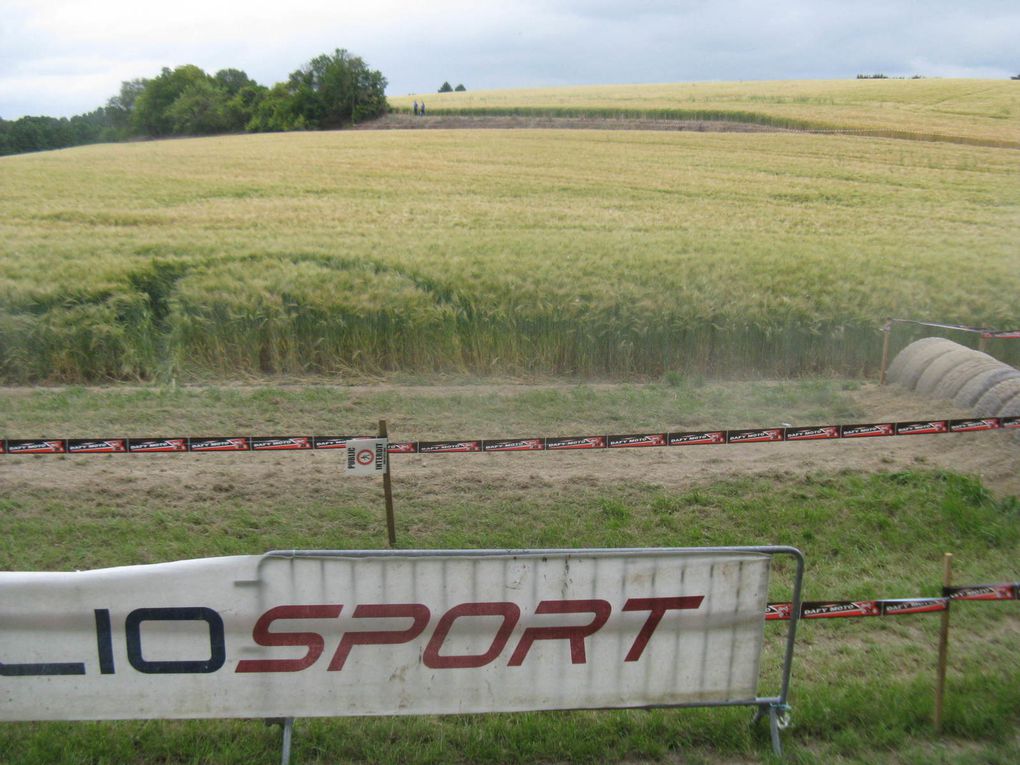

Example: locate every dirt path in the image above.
[4,384,1018,501]
[355,113,796,133]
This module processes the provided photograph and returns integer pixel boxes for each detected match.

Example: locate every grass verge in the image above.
[1,381,1018,762]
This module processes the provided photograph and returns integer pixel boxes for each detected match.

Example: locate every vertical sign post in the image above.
[379,420,396,547]
[935,552,953,732]
[879,319,892,385]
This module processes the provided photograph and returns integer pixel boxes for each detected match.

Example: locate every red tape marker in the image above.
[766,584,1017,620]
[3,415,1016,458]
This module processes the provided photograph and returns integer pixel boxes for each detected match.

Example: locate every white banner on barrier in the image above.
[0,550,770,721]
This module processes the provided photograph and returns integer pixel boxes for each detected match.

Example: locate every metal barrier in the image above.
[0,546,803,762]
[251,546,805,762]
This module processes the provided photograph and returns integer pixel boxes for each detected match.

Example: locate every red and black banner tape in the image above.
[4,417,1017,456]
[766,582,1019,620]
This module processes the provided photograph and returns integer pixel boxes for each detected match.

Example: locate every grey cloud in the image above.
[2,1,1018,118]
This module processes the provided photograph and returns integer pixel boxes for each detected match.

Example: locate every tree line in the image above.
[0,49,387,156]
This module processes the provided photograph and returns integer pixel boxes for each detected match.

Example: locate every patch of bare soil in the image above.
[4,383,1018,504]
[355,113,796,133]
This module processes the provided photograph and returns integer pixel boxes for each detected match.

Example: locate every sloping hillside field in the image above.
[2,80,1019,382]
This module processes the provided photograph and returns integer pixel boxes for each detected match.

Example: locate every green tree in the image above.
[284,49,387,128]
[214,68,256,96]
[455,83,466,92]
[132,65,212,136]
[247,83,303,132]
[227,82,269,131]
[165,78,232,135]
[438,81,453,93]
[106,79,148,137]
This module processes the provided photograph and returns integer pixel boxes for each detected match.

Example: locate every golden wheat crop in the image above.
[394,79,1020,146]
[1,112,1019,381]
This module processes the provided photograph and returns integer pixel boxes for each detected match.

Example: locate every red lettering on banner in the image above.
[328,604,430,671]
[235,596,706,673]
[622,596,704,661]
[235,605,342,673]
[508,599,611,666]
[423,602,522,669]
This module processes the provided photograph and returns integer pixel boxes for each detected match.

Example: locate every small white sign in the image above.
[345,438,387,475]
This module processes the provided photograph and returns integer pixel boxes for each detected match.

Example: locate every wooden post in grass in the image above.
[879,318,893,385]
[379,419,397,547]
[935,552,953,733]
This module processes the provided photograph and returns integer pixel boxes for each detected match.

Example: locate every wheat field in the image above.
[2,83,1019,382]
[394,79,1020,146]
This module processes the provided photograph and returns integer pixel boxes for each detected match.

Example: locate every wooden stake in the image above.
[935,552,953,733]
[978,335,989,353]
[879,319,892,385]
[379,419,396,547]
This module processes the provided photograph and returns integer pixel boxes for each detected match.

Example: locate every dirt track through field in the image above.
[355,113,796,133]
[4,384,1018,504]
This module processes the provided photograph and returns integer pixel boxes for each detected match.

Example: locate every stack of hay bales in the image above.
[886,338,1020,438]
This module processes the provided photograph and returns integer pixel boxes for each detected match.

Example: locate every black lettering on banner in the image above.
[125,607,226,674]
[0,660,86,676]
[95,609,115,674]
[375,442,385,471]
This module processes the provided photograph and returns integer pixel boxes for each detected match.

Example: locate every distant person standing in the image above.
[420,100,426,116]
[413,100,419,116]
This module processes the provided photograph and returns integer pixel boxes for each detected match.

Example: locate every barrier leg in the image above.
[281,717,294,765]
[752,703,790,757]
[768,705,785,757]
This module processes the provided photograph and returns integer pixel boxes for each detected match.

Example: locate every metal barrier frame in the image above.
[252,546,805,763]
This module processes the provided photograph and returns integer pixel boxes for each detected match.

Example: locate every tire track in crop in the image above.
[358,113,1020,150]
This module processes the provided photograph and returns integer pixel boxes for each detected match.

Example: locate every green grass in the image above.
[0,377,864,438]
[2,95,1019,382]
[1,470,1017,764]
[1,382,1018,763]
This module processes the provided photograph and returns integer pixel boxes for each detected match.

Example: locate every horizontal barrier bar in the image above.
[2,417,1017,456]
[884,319,1020,338]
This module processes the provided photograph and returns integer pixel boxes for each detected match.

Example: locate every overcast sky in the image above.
[2,0,1018,119]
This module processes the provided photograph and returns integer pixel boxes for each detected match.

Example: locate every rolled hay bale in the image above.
[915,347,995,396]
[954,365,1020,409]
[1000,393,1020,418]
[886,338,963,389]
[973,377,1020,417]
[993,388,1020,444]
[931,356,1005,401]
